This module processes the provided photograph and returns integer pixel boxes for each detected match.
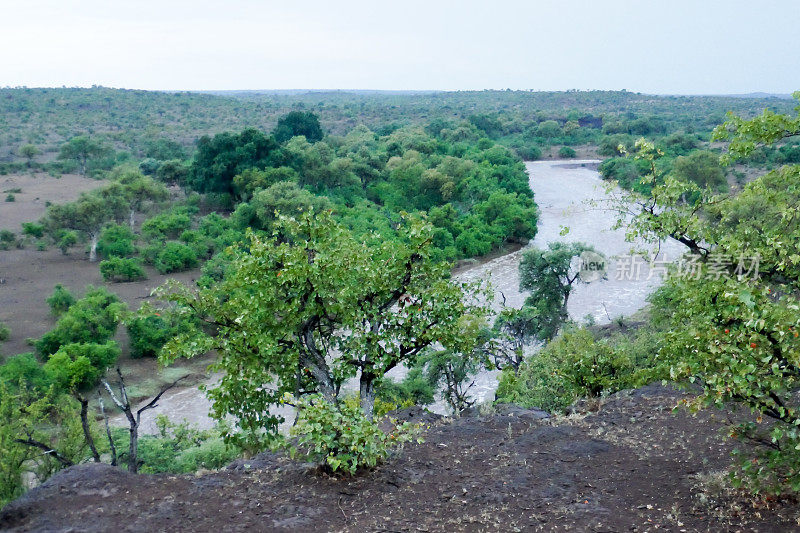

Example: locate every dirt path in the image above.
[2,385,797,531]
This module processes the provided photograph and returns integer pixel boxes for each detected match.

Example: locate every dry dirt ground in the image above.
[0,171,209,400]
[2,385,798,532]
[0,173,104,232]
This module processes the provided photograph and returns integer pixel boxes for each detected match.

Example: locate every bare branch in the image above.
[15,438,74,467]
[136,375,189,421]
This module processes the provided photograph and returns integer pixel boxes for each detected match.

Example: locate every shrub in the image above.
[514,145,542,161]
[57,231,78,255]
[287,393,419,475]
[126,312,188,358]
[0,353,52,392]
[109,416,241,474]
[96,224,136,259]
[154,242,198,274]
[141,211,192,240]
[138,158,161,175]
[495,326,666,412]
[376,368,435,409]
[46,284,76,316]
[21,222,45,239]
[558,146,577,158]
[43,342,121,391]
[99,257,147,282]
[5,194,14,202]
[0,322,9,342]
[35,286,126,357]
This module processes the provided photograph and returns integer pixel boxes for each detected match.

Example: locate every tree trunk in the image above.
[98,395,117,466]
[129,209,136,231]
[77,394,101,463]
[359,370,377,421]
[89,232,99,262]
[308,362,337,403]
[128,424,139,474]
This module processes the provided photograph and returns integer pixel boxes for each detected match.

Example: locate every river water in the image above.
[116,160,684,432]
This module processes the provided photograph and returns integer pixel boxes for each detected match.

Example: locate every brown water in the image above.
[115,160,683,431]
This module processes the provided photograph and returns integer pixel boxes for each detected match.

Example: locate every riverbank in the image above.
[110,159,685,431]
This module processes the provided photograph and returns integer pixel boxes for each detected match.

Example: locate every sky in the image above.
[1,0,798,94]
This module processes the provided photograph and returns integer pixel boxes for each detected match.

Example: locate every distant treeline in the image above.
[1,87,795,167]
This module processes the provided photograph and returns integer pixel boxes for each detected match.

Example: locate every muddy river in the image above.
[117,160,684,432]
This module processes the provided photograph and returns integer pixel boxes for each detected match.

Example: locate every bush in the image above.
[110,416,242,474]
[154,242,198,274]
[35,286,126,357]
[287,393,419,475]
[558,146,576,158]
[46,284,76,316]
[21,222,45,239]
[99,257,147,282]
[0,353,52,392]
[514,145,542,161]
[0,230,14,242]
[141,211,192,240]
[96,224,136,259]
[376,368,435,409]
[57,231,78,255]
[495,326,666,412]
[0,322,9,342]
[126,311,190,358]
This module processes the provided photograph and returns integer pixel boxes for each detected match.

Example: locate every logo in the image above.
[579,251,606,282]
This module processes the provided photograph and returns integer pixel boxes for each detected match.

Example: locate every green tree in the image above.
[518,242,596,340]
[57,136,109,176]
[45,191,127,261]
[46,284,76,317]
[189,128,280,193]
[159,212,487,448]
[232,167,299,201]
[536,120,562,141]
[273,111,324,143]
[608,102,800,493]
[113,169,170,229]
[19,144,40,167]
[155,159,190,188]
[413,315,489,413]
[0,383,89,507]
[672,150,727,191]
[35,286,126,358]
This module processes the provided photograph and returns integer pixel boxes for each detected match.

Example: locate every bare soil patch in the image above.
[0,173,104,232]
[2,385,798,532]
[0,246,211,403]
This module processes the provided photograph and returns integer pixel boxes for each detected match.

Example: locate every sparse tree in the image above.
[58,136,109,176]
[101,369,186,473]
[45,191,126,261]
[113,170,170,229]
[19,144,40,167]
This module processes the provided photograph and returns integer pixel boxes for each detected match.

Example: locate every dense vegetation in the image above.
[497,94,800,494]
[1,87,794,173]
[2,87,800,507]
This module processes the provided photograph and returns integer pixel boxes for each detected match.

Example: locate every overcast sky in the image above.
[1,0,798,94]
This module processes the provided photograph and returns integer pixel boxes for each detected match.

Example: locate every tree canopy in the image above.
[159,212,487,445]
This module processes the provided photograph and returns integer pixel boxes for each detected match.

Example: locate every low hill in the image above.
[2,384,797,532]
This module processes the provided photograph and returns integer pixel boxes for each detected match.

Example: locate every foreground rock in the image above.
[2,385,798,532]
